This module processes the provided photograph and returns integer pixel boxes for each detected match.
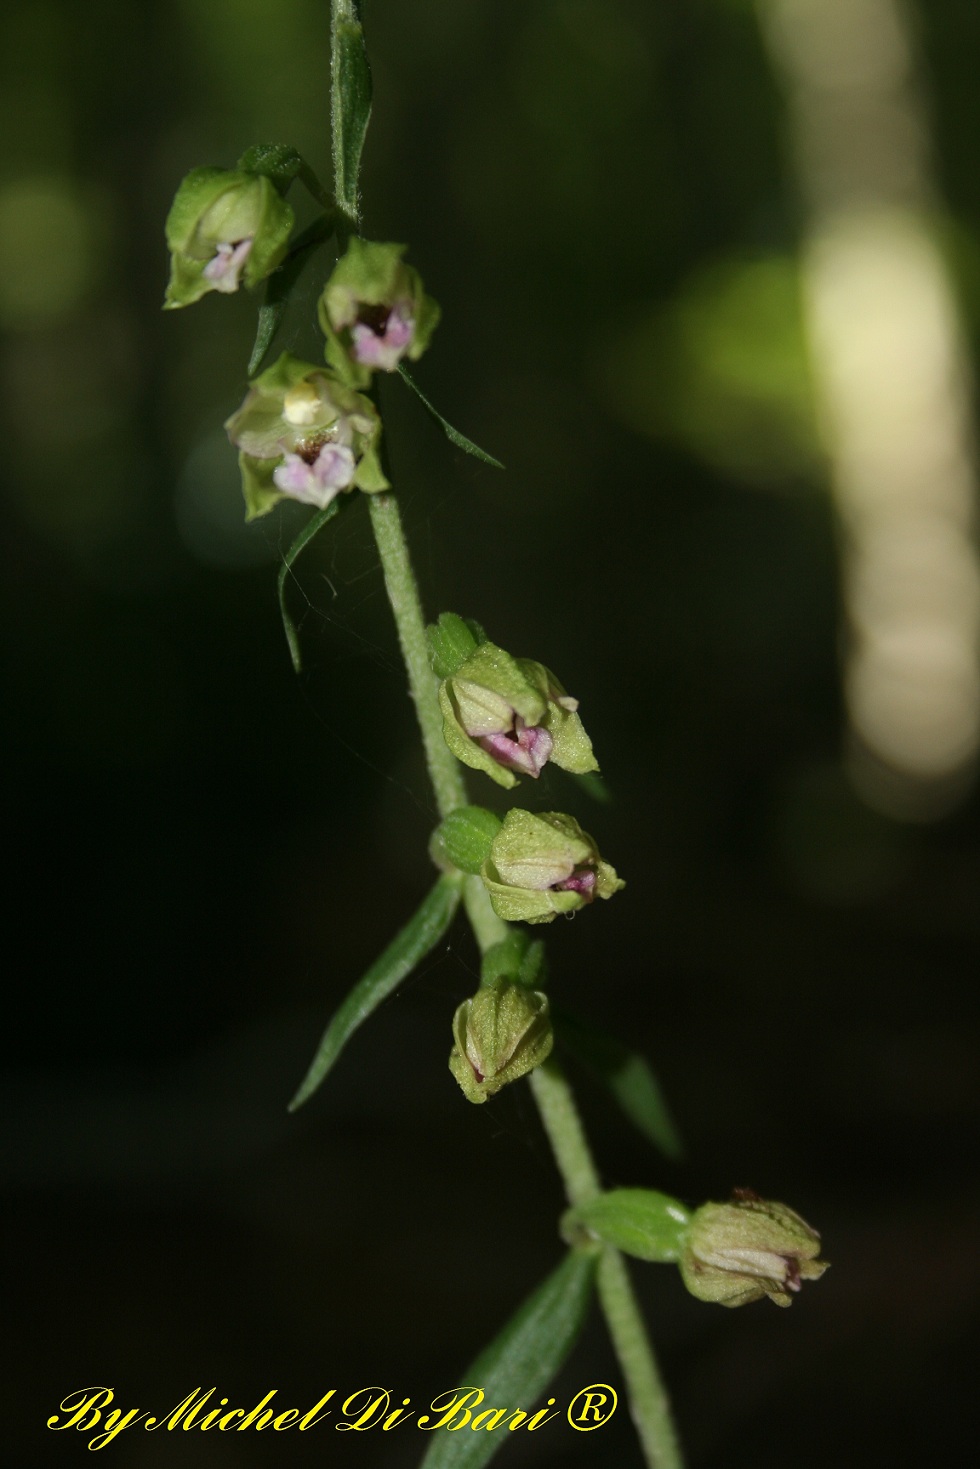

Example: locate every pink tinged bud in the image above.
[202,238,254,293]
[350,301,416,371]
[477,721,554,778]
[273,441,356,508]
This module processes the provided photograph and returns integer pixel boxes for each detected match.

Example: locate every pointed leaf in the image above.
[570,770,613,804]
[399,366,504,469]
[562,1189,691,1263]
[249,214,336,376]
[556,1009,684,1160]
[331,0,372,224]
[419,1250,596,1469]
[277,497,345,673]
[289,874,462,1111]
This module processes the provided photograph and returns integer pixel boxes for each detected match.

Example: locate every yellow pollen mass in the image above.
[283,381,324,426]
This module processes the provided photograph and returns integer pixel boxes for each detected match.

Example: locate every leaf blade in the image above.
[248,214,336,376]
[556,1009,684,1160]
[399,366,504,469]
[276,499,346,674]
[288,874,463,1111]
[419,1251,597,1469]
[331,1,372,224]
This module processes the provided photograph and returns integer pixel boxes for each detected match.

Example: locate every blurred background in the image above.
[4,1,980,1465]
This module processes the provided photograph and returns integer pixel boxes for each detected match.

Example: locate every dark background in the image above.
[4,1,979,1465]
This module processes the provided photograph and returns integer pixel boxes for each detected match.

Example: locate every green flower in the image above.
[680,1192,829,1308]
[449,977,553,1104]
[164,168,294,308]
[223,352,388,520]
[480,809,624,925]
[318,239,440,387]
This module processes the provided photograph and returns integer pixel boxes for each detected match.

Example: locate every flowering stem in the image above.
[596,1252,685,1469]
[531,1060,685,1469]
[343,6,682,1459]
[367,483,683,1469]
[367,492,467,821]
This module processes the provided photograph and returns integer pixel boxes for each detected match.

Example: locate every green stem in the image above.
[597,1251,685,1469]
[367,493,467,820]
[368,490,683,1469]
[529,1059,600,1205]
[345,8,682,1458]
[530,1060,684,1469]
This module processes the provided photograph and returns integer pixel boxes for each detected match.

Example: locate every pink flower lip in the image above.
[551,865,597,899]
[272,440,356,508]
[350,300,415,371]
[477,721,554,778]
[203,238,253,293]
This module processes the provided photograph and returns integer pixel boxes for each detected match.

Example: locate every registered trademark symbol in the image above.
[567,1384,618,1430]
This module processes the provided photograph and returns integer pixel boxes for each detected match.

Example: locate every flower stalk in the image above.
[365,472,684,1467]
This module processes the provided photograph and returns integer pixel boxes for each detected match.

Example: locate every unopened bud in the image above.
[449,978,553,1103]
[479,809,624,924]
[680,1191,829,1308]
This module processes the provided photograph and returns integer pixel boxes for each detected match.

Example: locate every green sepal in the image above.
[278,497,348,673]
[449,977,553,1104]
[426,612,487,679]
[562,1189,692,1263]
[480,931,546,989]
[399,365,504,469]
[351,441,389,492]
[239,452,282,522]
[419,1251,596,1469]
[435,807,502,876]
[556,1008,683,1159]
[288,874,462,1111]
[331,0,372,224]
[163,168,294,308]
[518,659,599,775]
[488,809,592,891]
[439,683,517,789]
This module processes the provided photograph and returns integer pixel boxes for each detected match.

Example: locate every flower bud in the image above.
[224,351,388,519]
[449,977,553,1103]
[164,167,294,309]
[439,640,598,790]
[480,809,624,924]
[680,1191,829,1308]
[318,239,440,387]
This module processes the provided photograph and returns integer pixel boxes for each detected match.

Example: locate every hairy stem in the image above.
[346,11,682,1462]
[597,1251,684,1469]
[531,1060,684,1469]
[368,489,684,1469]
[367,492,467,820]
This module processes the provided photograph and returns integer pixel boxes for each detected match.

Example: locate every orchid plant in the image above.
[163,5,827,1466]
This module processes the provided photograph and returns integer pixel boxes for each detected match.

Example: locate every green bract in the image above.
[439,640,598,790]
[164,167,294,309]
[680,1195,829,1308]
[480,809,624,925]
[318,238,440,386]
[449,977,553,1104]
[223,351,388,520]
